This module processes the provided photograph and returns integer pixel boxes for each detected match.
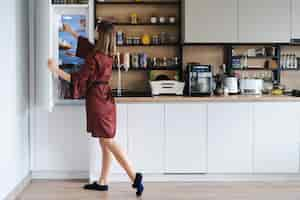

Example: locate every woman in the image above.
[47,21,144,196]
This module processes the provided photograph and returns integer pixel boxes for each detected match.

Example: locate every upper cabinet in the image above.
[184,0,292,43]
[184,0,238,43]
[292,0,300,38]
[238,0,291,43]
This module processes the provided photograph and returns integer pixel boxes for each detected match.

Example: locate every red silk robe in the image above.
[71,37,116,138]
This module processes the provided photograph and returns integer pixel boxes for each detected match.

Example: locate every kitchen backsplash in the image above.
[281,71,300,90]
[183,46,224,74]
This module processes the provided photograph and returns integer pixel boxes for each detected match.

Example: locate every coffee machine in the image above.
[186,63,213,96]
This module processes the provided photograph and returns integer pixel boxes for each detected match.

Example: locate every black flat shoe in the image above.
[83,182,109,191]
[132,173,143,188]
[132,173,144,196]
[136,183,144,197]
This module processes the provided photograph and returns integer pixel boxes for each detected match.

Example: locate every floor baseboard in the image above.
[33,170,300,182]
[32,171,88,180]
[101,173,300,182]
[5,173,32,200]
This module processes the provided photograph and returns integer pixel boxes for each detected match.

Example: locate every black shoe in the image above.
[136,183,144,197]
[132,173,144,196]
[83,182,109,191]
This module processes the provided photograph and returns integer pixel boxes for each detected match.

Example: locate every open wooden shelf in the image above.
[95,0,182,93]
[95,1,179,5]
[113,66,180,71]
[113,22,178,26]
[232,55,278,59]
[61,64,180,71]
[149,66,180,70]
[232,68,275,71]
[117,43,179,47]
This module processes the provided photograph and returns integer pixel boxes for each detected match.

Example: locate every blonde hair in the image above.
[94,22,116,57]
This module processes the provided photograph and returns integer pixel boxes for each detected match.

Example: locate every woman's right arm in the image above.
[48,59,71,82]
[63,24,79,39]
[64,23,95,59]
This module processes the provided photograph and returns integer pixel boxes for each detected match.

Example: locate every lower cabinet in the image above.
[127,104,165,173]
[253,103,300,173]
[90,102,300,180]
[207,103,253,173]
[111,104,128,174]
[165,104,207,173]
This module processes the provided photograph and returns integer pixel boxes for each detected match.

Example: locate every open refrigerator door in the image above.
[36,1,91,111]
[51,6,90,105]
[35,0,54,112]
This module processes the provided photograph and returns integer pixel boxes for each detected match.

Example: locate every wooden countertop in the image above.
[115,95,300,103]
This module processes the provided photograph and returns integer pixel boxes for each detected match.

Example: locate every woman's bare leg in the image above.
[99,139,112,185]
[100,138,136,182]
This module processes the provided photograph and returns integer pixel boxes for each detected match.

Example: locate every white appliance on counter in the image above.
[239,79,264,95]
[150,81,185,96]
[224,77,239,94]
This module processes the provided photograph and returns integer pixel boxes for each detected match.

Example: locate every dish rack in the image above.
[150,81,185,96]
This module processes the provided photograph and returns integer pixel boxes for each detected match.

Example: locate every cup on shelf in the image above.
[150,16,158,24]
[168,16,176,24]
[159,16,166,24]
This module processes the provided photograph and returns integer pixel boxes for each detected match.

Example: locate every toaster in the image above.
[239,79,264,95]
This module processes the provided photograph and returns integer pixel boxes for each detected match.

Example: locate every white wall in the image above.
[0,0,30,199]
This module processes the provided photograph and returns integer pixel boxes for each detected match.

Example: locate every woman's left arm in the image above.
[48,59,71,82]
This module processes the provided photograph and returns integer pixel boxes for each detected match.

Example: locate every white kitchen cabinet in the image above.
[292,0,300,39]
[165,104,207,173]
[238,0,290,43]
[207,103,253,173]
[89,104,128,182]
[128,104,165,173]
[111,104,128,173]
[184,0,238,43]
[253,103,300,173]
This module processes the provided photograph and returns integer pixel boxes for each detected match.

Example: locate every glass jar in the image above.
[133,37,141,45]
[126,37,133,45]
[130,13,138,24]
[152,35,160,45]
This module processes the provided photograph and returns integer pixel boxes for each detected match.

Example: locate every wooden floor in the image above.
[18,180,300,200]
